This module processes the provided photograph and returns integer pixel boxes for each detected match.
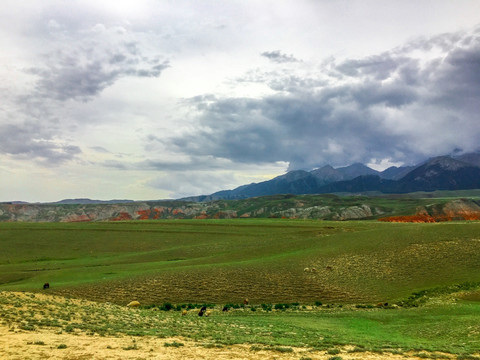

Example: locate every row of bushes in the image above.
[141,286,480,312]
[141,301,325,312]
[142,303,215,311]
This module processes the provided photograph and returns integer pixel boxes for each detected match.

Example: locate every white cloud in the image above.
[1,1,480,201]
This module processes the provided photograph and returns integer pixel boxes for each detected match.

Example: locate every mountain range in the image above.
[182,152,480,201]
[3,153,479,206]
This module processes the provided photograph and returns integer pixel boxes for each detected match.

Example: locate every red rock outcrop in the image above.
[379,199,480,223]
[62,214,95,222]
[112,212,133,221]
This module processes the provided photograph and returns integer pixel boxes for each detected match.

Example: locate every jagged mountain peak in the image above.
[184,152,480,201]
[336,162,379,178]
[275,170,311,181]
[310,165,343,183]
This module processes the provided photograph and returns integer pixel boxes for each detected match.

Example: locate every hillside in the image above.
[2,193,480,222]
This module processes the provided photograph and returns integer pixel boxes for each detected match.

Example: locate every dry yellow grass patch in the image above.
[0,325,457,360]
[0,291,466,360]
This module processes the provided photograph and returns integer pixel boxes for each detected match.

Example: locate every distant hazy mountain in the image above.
[379,166,416,180]
[8,153,479,205]
[336,163,379,179]
[183,152,480,201]
[50,198,135,205]
[310,163,380,184]
[197,163,392,201]
[394,156,480,192]
[316,175,398,194]
[197,170,322,201]
[318,155,480,194]
[309,165,344,184]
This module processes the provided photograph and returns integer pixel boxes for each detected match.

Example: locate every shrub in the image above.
[160,302,173,311]
[225,303,241,309]
[164,341,184,347]
[314,301,323,306]
[347,346,366,353]
[274,303,290,311]
[20,324,35,331]
[123,344,139,350]
[261,304,272,311]
[327,348,341,355]
[57,344,67,349]
[355,304,374,309]
[203,343,224,349]
[64,325,74,333]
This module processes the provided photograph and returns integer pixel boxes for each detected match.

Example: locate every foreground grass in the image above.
[1,291,479,357]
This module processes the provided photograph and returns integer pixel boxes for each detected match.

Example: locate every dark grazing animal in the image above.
[43,283,49,290]
[222,306,229,312]
[198,306,207,316]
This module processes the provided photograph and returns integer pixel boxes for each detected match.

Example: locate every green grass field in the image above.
[1,219,480,357]
[1,219,480,305]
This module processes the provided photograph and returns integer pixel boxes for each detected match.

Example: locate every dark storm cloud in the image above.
[261,50,299,63]
[165,92,410,170]
[161,27,480,170]
[428,39,480,110]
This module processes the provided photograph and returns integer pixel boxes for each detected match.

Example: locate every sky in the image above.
[1,0,480,202]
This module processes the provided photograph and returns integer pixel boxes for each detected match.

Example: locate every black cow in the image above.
[198,306,207,316]
[43,283,50,290]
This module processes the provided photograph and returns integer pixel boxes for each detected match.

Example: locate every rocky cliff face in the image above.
[1,198,478,223]
[379,199,480,223]
[0,202,211,222]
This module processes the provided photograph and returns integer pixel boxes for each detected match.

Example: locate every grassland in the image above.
[1,219,480,305]
[0,291,479,359]
[1,219,480,358]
